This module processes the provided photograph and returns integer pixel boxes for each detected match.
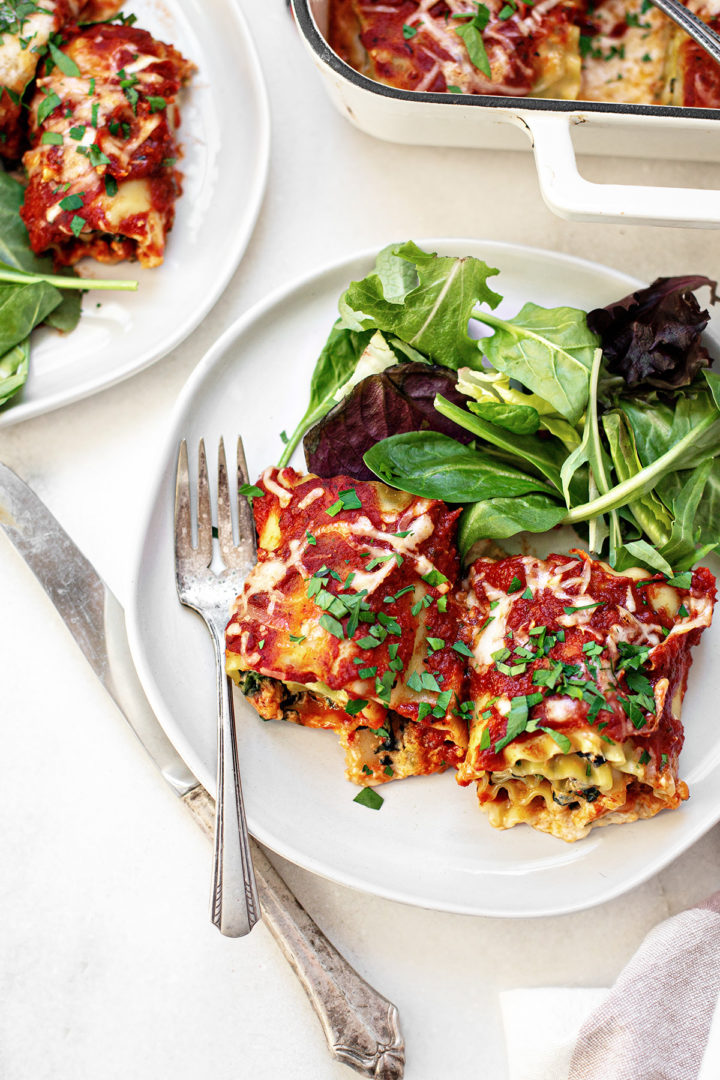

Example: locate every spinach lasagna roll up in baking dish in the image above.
[226,467,468,786]
[0,1,122,159]
[456,552,716,841]
[20,20,193,267]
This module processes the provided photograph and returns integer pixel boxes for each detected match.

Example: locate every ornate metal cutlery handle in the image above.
[183,787,405,1080]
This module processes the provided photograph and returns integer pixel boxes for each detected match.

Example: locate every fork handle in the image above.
[211,635,260,937]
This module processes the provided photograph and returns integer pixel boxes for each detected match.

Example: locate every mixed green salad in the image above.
[0,170,136,408]
[278,241,720,576]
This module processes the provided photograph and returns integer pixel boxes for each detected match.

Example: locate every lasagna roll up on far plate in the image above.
[456,552,716,841]
[328,0,586,98]
[0,1,122,159]
[226,467,468,786]
[20,20,193,267]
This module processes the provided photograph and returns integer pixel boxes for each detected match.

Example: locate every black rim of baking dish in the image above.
[292,0,720,123]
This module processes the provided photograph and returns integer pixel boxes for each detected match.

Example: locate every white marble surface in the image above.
[2,4,720,1078]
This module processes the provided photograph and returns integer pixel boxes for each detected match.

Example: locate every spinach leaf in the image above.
[434,394,569,492]
[538,415,581,451]
[304,362,472,480]
[467,401,539,434]
[278,322,375,466]
[339,241,502,370]
[0,280,61,356]
[0,173,80,333]
[453,4,492,77]
[472,303,600,425]
[458,494,567,555]
[363,431,553,503]
[0,337,29,407]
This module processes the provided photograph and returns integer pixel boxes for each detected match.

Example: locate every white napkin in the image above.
[502,891,720,1080]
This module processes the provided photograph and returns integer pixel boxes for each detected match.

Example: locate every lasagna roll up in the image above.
[0,1,122,159]
[456,552,716,841]
[226,467,468,786]
[20,21,193,267]
[329,0,585,98]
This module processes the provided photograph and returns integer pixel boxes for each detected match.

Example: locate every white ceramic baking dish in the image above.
[292,0,720,228]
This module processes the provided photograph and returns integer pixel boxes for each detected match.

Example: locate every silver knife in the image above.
[0,461,405,1080]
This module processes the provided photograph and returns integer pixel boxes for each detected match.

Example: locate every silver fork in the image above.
[649,0,720,67]
[174,437,260,937]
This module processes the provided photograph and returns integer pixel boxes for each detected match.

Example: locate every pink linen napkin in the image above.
[568,890,720,1080]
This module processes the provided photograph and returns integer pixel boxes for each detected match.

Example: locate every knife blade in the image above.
[0,461,404,1080]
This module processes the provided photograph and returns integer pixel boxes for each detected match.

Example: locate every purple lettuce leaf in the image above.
[303,362,473,481]
[587,275,717,390]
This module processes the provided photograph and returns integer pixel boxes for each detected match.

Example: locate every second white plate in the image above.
[127,240,720,917]
[0,0,270,428]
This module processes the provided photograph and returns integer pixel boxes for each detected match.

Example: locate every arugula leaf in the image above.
[602,410,672,549]
[458,494,566,555]
[0,337,29,407]
[338,241,501,370]
[472,303,600,425]
[48,40,81,77]
[363,431,553,503]
[655,460,717,569]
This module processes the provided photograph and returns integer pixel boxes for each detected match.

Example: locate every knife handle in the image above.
[182,787,405,1080]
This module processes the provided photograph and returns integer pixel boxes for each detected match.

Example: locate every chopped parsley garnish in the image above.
[41,131,62,145]
[37,88,61,124]
[666,571,692,589]
[48,40,80,77]
[319,613,344,639]
[563,601,606,614]
[661,753,668,768]
[361,764,372,776]
[616,642,650,671]
[69,124,85,140]
[520,587,533,600]
[678,604,689,618]
[436,595,448,613]
[507,575,523,593]
[393,529,413,538]
[539,727,572,754]
[326,487,362,515]
[452,641,473,657]
[639,750,651,766]
[118,68,139,111]
[288,632,306,643]
[452,1,491,77]
[353,787,383,810]
[148,95,167,113]
[345,698,368,716]
[426,637,445,653]
[499,1,516,18]
[88,76,95,94]
[619,697,646,730]
[239,483,264,504]
[402,23,418,38]
[69,214,85,237]
[85,144,110,167]
[446,84,461,93]
[59,192,83,211]
[384,764,394,777]
[479,727,491,750]
[418,702,433,721]
[422,568,449,588]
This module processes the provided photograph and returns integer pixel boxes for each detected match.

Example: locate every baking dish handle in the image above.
[520,112,720,229]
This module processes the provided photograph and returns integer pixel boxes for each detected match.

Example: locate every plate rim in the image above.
[0,0,271,429]
[127,237,720,917]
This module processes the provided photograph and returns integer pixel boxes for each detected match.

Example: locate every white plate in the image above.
[0,0,270,428]
[127,240,720,917]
